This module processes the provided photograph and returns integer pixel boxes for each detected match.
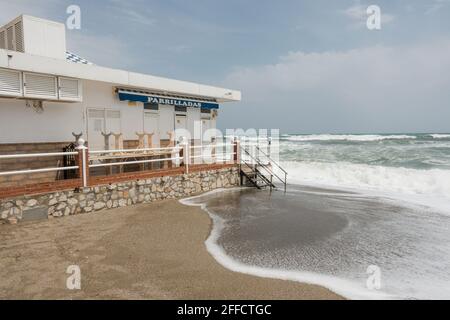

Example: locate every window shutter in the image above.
[6,26,14,50]
[58,77,82,101]
[0,30,6,49]
[0,68,22,97]
[14,21,24,52]
[23,72,58,99]
[88,109,105,119]
[106,110,121,119]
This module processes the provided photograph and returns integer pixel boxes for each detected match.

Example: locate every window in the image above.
[144,103,159,111]
[175,106,187,113]
[201,108,211,114]
[23,72,58,99]
[0,68,22,97]
[58,77,82,101]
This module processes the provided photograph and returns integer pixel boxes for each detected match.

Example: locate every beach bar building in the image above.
[0,15,242,202]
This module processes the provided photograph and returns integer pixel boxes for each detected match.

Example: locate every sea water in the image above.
[182,133,450,299]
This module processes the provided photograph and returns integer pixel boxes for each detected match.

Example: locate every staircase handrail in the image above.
[255,146,288,175]
[242,147,285,186]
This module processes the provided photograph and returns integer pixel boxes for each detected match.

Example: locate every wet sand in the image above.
[0,199,342,300]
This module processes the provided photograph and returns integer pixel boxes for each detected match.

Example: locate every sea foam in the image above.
[283,134,416,142]
[180,189,396,300]
[279,161,450,213]
[430,134,450,139]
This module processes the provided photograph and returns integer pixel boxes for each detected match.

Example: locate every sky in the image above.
[1,0,450,133]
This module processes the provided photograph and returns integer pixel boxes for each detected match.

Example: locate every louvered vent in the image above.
[23,72,57,99]
[0,68,22,97]
[0,30,5,49]
[88,109,105,119]
[6,26,14,50]
[58,77,81,101]
[14,21,23,52]
[106,110,121,119]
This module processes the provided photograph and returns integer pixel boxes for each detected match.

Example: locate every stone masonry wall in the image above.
[0,167,239,225]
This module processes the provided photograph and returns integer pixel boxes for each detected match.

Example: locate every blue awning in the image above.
[118,91,219,109]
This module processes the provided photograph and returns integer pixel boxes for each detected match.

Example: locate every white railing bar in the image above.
[89,157,181,168]
[239,143,270,146]
[0,152,78,159]
[0,166,79,176]
[206,143,234,148]
[89,147,181,154]
[189,144,234,149]
[190,153,236,159]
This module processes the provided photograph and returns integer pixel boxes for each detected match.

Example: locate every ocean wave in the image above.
[281,161,450,201]
[283,134,416,142]
[430,134,450,139]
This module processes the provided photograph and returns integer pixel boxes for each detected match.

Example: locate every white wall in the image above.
[82,80,143,141]
[159,105,174,140]
[0,98,83,143]
[187,107,201,140]
[22,15,67,60]
[0,79,217,144]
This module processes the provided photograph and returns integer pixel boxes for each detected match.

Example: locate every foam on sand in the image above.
[180,189,396,300]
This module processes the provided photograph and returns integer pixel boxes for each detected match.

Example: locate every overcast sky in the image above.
[2,0,450,133]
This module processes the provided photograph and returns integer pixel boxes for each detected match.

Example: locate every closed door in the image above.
[201,118,211,143]
[175,115,187,141]
[106,110,121,149]
[144,112,160,146]
[87,109,121,150]
[87,109,106,150]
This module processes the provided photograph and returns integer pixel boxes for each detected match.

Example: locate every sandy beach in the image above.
[0,199,342,300]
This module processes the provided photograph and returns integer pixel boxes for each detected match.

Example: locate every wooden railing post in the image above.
[76,138,89,188]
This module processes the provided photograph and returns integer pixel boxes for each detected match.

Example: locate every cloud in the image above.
[106,0,156,26]
[222,40,450,132]
[0,0,61,23]
[168,44,192,54]
[425,0,450,15]
[66,32,133,69]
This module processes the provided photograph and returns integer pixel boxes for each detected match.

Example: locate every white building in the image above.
[0,15,241,151]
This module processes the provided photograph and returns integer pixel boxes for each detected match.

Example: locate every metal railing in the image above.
[240,145,287,192]
[255,145,287,188]
[0,138,241,192]
[189,143,236,165]
[0,151,79,177]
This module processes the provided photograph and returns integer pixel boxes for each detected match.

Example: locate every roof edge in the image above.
[0,49,241,102]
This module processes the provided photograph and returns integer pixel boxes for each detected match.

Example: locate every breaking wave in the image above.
[430,134,450,139]
[283,134,416,142]
[281,161,450,211]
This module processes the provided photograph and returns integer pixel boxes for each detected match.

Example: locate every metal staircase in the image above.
[240,145,287,192]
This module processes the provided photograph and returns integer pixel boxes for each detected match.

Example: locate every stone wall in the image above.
[0,167,239,225]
